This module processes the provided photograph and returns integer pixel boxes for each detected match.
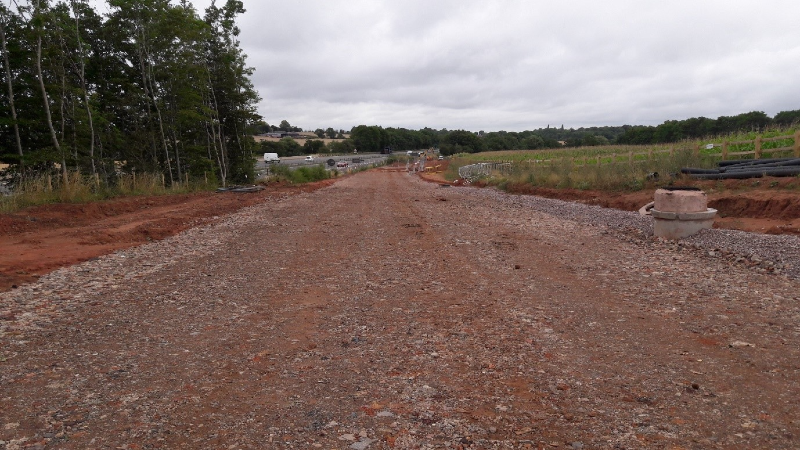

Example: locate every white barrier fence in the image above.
[458,162,512,180]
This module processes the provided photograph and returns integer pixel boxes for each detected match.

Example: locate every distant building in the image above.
[264,132,303,138]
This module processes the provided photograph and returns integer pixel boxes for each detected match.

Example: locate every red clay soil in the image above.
[2,167,799,294]
[0,180,335,292]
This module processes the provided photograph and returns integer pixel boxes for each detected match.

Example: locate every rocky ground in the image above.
[2,170,799,449]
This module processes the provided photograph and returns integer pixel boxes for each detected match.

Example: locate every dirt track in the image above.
[2,167,800,293]
[2,170,800,449]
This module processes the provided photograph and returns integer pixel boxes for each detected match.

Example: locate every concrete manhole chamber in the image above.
[641,187,717,239]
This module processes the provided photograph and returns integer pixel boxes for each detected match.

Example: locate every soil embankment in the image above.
[0,180,335,291]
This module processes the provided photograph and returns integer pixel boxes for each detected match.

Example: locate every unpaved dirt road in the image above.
[2,170,799,449]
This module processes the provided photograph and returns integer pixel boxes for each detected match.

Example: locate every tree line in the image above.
[615,110,800,145]
[0,0,260,186]
[265,109,800,158]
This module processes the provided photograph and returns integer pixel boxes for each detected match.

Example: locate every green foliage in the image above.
[533,125,624,147]
[346,125,441,153]
[774,109,800,126]
[303,139,326,154]
[277,119,302,132]
[522,134,545,149]
[0,0,260,189]
[350,125,387,153]
[440,130,486,155]
[385,154,410,165]
[486,150,708,192]
[261,137,302,157]
[0,171,214,213]
[617,111,789,145]
[327,139,355,154]
[246,120,272,134]
[268,164,331,184]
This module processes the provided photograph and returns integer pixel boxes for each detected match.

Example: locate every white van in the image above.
[305,155,315,161]
[264,153,280,163]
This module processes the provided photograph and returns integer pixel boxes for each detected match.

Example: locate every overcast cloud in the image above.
[188,0,800,132]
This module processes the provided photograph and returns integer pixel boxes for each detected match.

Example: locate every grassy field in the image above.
[446,127,800,192]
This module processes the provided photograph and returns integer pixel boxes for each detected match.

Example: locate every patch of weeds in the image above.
[626,178,644,191]
[496,179,509,190]
[268,164,332,184]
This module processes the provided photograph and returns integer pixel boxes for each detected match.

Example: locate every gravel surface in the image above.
[2,170,799,449]
[467,188,800,280]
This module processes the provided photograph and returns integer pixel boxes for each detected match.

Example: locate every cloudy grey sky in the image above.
[190,0,800,132]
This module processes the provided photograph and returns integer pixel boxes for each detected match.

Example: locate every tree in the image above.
[440,130,485,155]
[69,0,99,176]
[303,139,325,154]
[774,109,800,126]
[616,126,656,145]
[32,0,66,178]
[522,135,544,149]
[653,122,683,143]
[325,127,336,139]
[202,0,261,184]
[680,116,715,139]
[247,120,271,134]
[0,4,23,163]
[260,137,301,157]
[350,125,386,153]
[0,0,260,187]
[484,132,519,151]
[734,111,771,131]
[327,139,354,153]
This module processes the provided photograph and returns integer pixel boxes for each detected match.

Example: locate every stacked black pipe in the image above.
[682,158,800,180]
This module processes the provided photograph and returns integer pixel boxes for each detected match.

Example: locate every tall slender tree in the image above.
[32,0,66,179]
[0,4,23,163]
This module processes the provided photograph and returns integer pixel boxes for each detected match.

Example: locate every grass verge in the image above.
[0,172,213,214]
[265,164,334,184]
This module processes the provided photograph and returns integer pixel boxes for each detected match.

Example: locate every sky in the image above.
[189,0,800,132]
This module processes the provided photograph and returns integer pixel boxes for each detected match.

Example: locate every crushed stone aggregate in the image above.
[1,171,799,449]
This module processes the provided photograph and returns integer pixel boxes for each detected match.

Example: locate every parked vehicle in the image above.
[263,153,280,163]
